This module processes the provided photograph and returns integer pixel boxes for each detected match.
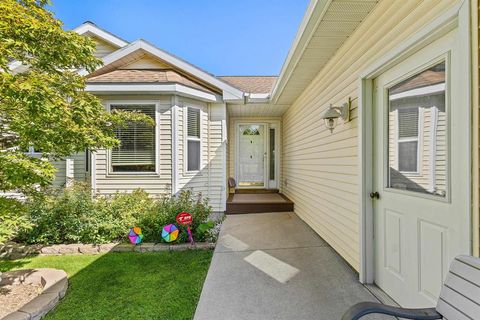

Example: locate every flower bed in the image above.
[13,184,221,246]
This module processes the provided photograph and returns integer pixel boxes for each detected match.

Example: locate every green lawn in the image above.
[0,251,213,320]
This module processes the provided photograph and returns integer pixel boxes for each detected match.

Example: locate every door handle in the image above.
[369,191,380,199]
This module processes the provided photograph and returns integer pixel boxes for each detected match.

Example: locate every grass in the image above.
[0,250,213,320]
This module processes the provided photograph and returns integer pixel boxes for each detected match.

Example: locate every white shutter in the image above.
[187,108,200,138]
[398,108,419,138]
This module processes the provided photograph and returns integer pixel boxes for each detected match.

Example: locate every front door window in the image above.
[387,61,446,197]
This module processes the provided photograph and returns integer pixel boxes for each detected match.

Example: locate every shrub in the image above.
[16,184,217,245]
[138,190,213,243]
[96,189,156,242]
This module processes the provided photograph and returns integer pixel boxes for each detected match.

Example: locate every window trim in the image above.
[106,101,160,176]
[184,105,202,174]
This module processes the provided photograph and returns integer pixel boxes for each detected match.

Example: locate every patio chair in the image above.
[342,255,480,320]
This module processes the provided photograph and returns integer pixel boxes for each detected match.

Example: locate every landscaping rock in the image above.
[77,244,99,254]
[1,241,215,258]
[98,243,118,253]
[20,292,59,320]
[170,243,195,251]
[40,244,79,255]
[1,311,30,320]
[134,243,154,252]
[151,243,169,251]
[111,244,135,252]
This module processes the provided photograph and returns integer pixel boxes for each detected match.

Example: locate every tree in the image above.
[0,0,152,243]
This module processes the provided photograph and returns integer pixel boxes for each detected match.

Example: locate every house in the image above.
[17,0,479,309]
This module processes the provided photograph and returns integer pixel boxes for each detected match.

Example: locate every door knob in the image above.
[369,191,380,199]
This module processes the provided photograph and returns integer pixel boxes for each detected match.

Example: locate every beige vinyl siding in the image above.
[90,36,118,58]
[92,96,226,211]
[51,152,89,187]
[281,0,458,270]
[94,96,173,196]
[177,99,227,212]
[228,117,282,185]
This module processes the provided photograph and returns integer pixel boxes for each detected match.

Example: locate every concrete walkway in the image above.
[194,212,389,320]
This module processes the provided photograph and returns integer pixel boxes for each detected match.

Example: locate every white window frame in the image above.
[184,105,202,174]
[106,100,160,176]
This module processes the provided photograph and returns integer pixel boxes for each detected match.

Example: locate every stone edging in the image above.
[0,242,215,259]
[1,268,68,320]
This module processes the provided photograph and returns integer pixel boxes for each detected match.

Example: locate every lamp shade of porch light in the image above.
[321,105,341,133]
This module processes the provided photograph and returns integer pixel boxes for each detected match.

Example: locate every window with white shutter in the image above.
[110,104,156,173]
[397,107,419,172]
[186,107,201,171]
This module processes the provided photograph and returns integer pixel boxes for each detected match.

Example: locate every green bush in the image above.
[139,190,213,243]
[16,184,217,245]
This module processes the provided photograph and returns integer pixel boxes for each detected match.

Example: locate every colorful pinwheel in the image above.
[128,227,144,245]
[162,224,179,242]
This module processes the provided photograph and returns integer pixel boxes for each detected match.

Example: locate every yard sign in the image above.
[176,212,194,244]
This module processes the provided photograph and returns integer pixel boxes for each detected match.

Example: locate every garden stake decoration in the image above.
[176,212,194,244]
[162,224,179,242]
[128,227,144,245]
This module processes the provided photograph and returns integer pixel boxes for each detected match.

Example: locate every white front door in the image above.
[373,29,470,307]
[237,124,266,188]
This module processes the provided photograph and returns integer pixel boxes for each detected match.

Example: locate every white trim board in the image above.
[73,22,128,48]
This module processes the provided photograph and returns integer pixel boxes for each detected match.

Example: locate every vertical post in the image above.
[65,158,74,188]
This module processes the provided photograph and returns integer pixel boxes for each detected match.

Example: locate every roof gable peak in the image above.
[73,22,129,49]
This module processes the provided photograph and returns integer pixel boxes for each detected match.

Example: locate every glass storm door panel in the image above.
[372,29,470,309]
[387,62,447,197]
[238,124,265,187]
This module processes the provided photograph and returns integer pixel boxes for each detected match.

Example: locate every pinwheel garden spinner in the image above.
[128,227,144,244]
[162,224,179,242]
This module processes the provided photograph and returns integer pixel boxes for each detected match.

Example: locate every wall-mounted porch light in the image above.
[321,98,351,133]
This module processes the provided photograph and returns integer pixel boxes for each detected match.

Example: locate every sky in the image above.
[48,1,310,76]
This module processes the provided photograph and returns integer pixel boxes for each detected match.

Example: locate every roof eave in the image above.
[85,83,223,102]
[73,22,129,48]
[270,0,330,103]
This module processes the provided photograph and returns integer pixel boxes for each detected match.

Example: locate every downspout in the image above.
[171,96,179,196]
[207,103,211,209]
[90,151,96,196]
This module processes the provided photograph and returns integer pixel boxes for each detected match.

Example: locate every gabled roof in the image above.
[87,69,216,94]
[218,76,277,94]
[73,21,128,48]
[81,39,244,100]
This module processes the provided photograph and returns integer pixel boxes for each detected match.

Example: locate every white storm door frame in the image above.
[235,122,268,189]
[358,2,472,284]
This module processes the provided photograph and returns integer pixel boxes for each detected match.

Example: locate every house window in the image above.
[186,107,201,171]
[397,107,419,172]
[110,104,156,173]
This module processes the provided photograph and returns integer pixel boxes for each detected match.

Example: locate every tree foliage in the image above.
[0,0,153,243]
